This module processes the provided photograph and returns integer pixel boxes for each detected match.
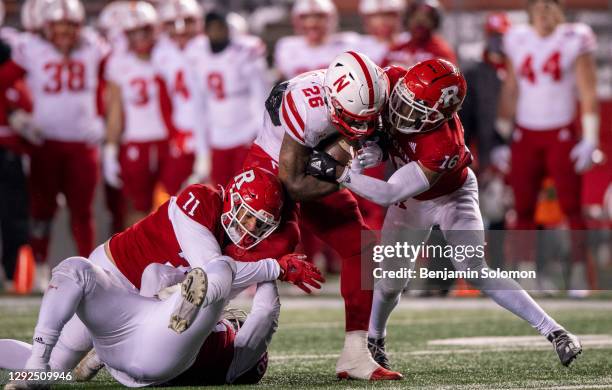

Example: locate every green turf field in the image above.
[1,297,611,389]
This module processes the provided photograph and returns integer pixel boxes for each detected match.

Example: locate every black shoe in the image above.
[368,337,390,369]
[548,330,582,367]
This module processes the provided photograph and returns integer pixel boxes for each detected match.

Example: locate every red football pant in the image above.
[211,144,250,187]
[510,125,586,262]
[355,165,386,231]
[243,144,374,331]
[29,141,98,263]
[120,140,191,213]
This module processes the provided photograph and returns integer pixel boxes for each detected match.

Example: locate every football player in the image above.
[307,59,583,370]
[382,0,456,68]
[4,0,109,290]
[358,0,407,65]
[97,1,130,52]
[274,0,360,80]
[243,51,402,380]
[186,10,269,186]
[154,0,208,186]
[498,0,600,295]
[20,0,46,34]
[1,167,323,388]
[103,1,190,227]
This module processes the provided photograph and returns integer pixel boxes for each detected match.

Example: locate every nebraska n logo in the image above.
[333,75,350,93]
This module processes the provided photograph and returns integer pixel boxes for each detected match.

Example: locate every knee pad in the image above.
[53,257,96,294]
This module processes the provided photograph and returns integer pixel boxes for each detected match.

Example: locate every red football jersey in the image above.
[384,65,472,201]
[108,184,224,288]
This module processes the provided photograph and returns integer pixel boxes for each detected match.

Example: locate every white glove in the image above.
[489,145,511,175]
[187,152,211,184]
[570,139,596,173]
[355,141,383,169]
[103,143,122,188]
[8,110,43,145]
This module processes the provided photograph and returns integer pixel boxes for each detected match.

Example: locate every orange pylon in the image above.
[450,278,480,297]
[13,245,35,294]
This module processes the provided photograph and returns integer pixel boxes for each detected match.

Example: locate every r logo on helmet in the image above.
[439,85,460,109]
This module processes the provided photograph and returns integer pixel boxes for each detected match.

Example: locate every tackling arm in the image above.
[337,161,438,207]
[278,133,339,202]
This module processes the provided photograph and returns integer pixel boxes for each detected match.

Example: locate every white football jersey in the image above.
[12,34,108,143]
[153,37,201,152]
[105,51,169,143]
[187,35,269,149]
[504,23,597,130]
[255,70,336,162]
[274,32,361,79]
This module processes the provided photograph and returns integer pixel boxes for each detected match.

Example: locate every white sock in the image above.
[368,286,401,340]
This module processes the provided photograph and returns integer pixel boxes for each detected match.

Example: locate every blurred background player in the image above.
[358,0,406,65]
[97,1,129,53]
[154,0,208,186]
[274,0,358,80]
[0,1,32,293]
[498,0,600,295]
[382,0,456,68]
[187,10,269,186]
[7,0,108,291]
[20,0,45,35]
[104,1,189,227]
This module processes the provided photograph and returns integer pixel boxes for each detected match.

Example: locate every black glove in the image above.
[0,39,11,65]
[306,150,341,182]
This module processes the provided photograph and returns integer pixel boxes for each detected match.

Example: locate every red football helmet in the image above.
[221,168,284,250]
[388,59,466,134]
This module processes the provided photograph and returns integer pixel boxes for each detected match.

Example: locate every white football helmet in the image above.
[324,51,389,138]
[41,0,85,24]
[21,0,47,31]
[292,0,337,40]
[122,1,157,31]
[99,1,130,32]
[359,0,405,15]
[158,0,201,22]
[227,12,248,36]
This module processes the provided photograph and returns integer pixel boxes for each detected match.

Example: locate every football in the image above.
[316,134,357,166]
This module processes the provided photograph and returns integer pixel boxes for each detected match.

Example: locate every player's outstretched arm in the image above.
[308,151,438,206]
[278,134,339,201]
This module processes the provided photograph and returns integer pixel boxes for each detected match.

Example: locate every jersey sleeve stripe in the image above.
[281,96,305,143]
[286,91,305,131]
[347,51,375,109]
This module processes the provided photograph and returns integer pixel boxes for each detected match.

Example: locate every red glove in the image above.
[277,253,325,294]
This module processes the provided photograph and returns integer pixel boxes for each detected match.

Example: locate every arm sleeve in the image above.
[232,260,281,290]
[226,281,280,383]
[168,199,225,268]
[341,161,430,206]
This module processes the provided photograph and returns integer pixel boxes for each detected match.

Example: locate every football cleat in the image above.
[336,331,403,380]
[73,349,104,381]
[548,330,582,366]
[169,268,208,334]
[368,337,390,369]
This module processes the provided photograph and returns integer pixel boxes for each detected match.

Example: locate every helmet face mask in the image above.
[221,168,284,250]
[221,192,280,250]
[389,82,445,134]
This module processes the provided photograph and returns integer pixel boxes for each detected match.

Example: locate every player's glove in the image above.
[277,253,325,294]
[8,109,43,145]
[570,139,596,173]
[354,141,384,170]
[103,143,122,188]
[306,150,341,182]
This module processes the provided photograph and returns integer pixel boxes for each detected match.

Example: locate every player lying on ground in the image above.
[246,50,403,380]
[307,59,582,369]
[0,167,323,388]
[0,266,282,387]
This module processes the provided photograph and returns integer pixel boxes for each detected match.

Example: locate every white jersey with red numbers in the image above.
[153,37,200,153]
[255,70,336,162]
[503,23,597,130]
[12,33,108,142]
[187,35,269,150]
[105,50,169,142]
[274,32,360,79]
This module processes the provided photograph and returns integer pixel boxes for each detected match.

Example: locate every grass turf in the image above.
[1,297,611,389]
